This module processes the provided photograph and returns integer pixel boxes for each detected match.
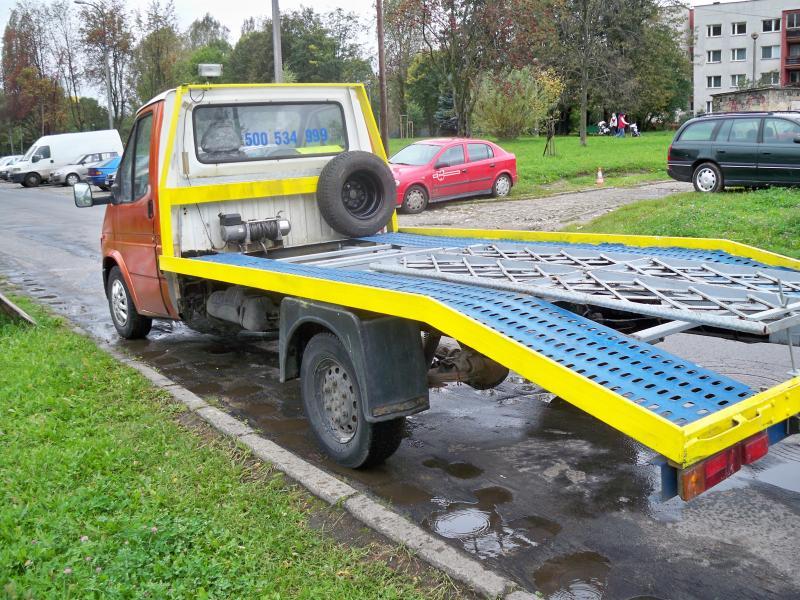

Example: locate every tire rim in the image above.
[341,172,382,220]
[695,168,717,192]
[66,174,78,186]
[405,188,426,212]
[495,175,511,197]
[315,358,358,443]
[110,280,128,326]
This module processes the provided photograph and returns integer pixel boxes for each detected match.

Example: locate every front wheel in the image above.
[106,266,152,339]
[65,173,80,186]
[400,185,428,214]
[692,162,724,193]
[492,173,512,198]
[23,173,41,188]
[300,333,404,468]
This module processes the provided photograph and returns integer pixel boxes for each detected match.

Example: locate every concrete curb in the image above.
[78,328,531,599]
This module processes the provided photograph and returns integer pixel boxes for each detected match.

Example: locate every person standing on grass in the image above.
[617,113,629,137]
[609,113,618,136]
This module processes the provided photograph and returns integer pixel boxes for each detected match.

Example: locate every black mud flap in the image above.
[279,297,429,422]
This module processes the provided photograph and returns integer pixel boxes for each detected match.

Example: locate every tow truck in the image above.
[72,84,800,501]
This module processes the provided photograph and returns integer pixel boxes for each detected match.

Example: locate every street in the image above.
[2,183,799,599]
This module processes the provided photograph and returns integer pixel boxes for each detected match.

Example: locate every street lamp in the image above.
[751,32,760,85]
[74,0,114,130]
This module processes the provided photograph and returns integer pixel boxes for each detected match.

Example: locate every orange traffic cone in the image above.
[596,167,604,186]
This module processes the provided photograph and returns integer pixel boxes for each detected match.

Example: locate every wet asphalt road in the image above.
[2,183,800,599]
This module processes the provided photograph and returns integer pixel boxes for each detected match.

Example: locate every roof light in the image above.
[198,63,223,78]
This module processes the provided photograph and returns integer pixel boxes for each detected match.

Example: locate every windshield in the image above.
[22,146,37,161]
[389,143,440,166]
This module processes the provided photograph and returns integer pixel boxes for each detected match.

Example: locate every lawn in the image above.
[388,131,673,198]
[568,187,800,259]
[0,300,454,599]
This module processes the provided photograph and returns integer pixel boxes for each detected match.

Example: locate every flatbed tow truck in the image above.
[72,84,800,501]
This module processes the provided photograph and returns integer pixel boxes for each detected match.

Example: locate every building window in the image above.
[707,24,722,37]
[760,71,780,85]
[761,45,780,59]
[707,50,721,63]
[731,48,746,61]
[731,22,747,35]
[788,13,800,29]
[731,74,747,88]
[790,43,800,58]
[707,75,722,88]
[791,71,800,84]
[763,18,781,32]
[706,101,713,114]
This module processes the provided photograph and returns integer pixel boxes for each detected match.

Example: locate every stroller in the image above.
[597,120,612,135]
[629,122,640,137]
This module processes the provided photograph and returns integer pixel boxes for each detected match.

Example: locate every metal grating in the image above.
[360,232,774,268]
[194,252,755,426]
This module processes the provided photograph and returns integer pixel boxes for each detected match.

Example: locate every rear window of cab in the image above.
[193,102,348,164]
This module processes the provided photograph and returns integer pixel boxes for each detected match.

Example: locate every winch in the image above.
[219,213,291,246]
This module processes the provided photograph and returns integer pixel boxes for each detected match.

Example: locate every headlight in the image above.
[11,167,20,172]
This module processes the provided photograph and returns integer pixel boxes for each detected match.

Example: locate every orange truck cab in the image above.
[73,84,800,501]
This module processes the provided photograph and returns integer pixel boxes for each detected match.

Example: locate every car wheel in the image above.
[316,151,397,238]
[692,162,724,193]
[400,185,428,214]
[492,173,512,198]
[106,266,152,339]
[300,332,404,468]
[23,173,41,188]
[65,173,80,186]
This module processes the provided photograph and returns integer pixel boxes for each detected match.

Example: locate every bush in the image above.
[473,67,563,139]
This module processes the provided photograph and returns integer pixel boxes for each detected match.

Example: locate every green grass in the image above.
[0,300,450,599]
[566,187,800,259]
[388,131,673,198]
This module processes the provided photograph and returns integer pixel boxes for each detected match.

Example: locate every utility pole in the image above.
[74,0,115,129]
[376,0,389,151]
[272,0,283,83]
[751,32,759,85]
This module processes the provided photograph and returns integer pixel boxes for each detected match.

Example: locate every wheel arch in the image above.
[103,252,144,312]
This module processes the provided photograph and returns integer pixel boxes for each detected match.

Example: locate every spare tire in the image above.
[316,151,397,238]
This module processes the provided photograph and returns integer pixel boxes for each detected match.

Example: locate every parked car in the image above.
[9,130,123,187]
[667,111,800,193]
[87,156,121,190]
[389,138,517,213]
[0,155,22,180]
[50,152,119,186]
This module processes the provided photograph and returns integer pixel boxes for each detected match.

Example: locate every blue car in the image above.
[87,156,121,190]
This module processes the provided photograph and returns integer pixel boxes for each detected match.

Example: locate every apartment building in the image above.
[691,0,800,113]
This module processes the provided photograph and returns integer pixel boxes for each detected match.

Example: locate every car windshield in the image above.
[390,143,440,166]
[22,146,37,161]
[97,157,118,168]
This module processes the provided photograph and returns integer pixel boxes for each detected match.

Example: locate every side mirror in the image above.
[794,135,800,144]
[110,180,122,205]
[31,156,40,163]
[73,182,94,207]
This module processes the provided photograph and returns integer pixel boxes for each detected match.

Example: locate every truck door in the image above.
[111,107,169,316]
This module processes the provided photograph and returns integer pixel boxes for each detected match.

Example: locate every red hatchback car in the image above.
[389,138,518,213]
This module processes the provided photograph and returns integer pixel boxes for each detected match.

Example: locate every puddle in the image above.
[374,482,431,505]
[191,382,223,395]
[533,551,610,600]
[422,457,484,479]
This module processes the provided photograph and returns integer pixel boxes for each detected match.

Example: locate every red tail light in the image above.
[89,169,100,176]
[667,145,673,161]
[679,432,769,501]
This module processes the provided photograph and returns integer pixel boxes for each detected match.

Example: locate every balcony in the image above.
[787,27,800,40]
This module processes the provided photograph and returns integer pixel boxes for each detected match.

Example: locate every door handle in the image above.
[489,163,496,168]
[147,199,154,219]
[461,168,468,173]
[762,152,771,155]
[717,150,726,154]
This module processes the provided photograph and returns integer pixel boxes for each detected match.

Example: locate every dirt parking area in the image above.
[398,181,693,230]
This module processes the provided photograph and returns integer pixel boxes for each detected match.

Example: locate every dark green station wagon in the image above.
[667,111,800,192]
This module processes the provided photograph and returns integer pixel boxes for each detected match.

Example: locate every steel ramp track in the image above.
[194,252,754,429]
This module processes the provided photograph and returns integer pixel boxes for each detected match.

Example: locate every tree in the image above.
[78,0,135,128]
[473,67,564,138]
[48,1,87,130]
[131,0,182,103]
[384,0,423,131]
[186,13,230,52]
[406,52,444,134]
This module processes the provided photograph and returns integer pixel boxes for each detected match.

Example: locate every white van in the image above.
[10,130,123,187]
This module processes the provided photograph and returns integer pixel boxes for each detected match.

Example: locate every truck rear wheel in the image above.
[316,151,396,238]
[300,332,404,468]
[106,266,152,339]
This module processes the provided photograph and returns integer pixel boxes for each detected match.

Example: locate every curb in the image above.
[83,329,533,599]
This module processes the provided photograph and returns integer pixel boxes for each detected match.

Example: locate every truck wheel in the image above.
[65,173,80,186]
[316,151,396,237]
[301,332,404,468]
[400,185,428,214]
[23,173,41,188]
[106,266,152,339]
[692,162,723,193]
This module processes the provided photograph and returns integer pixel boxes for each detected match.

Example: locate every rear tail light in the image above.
[89,169,99,176]
[678,432,769,501]
[667,145,673,161]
